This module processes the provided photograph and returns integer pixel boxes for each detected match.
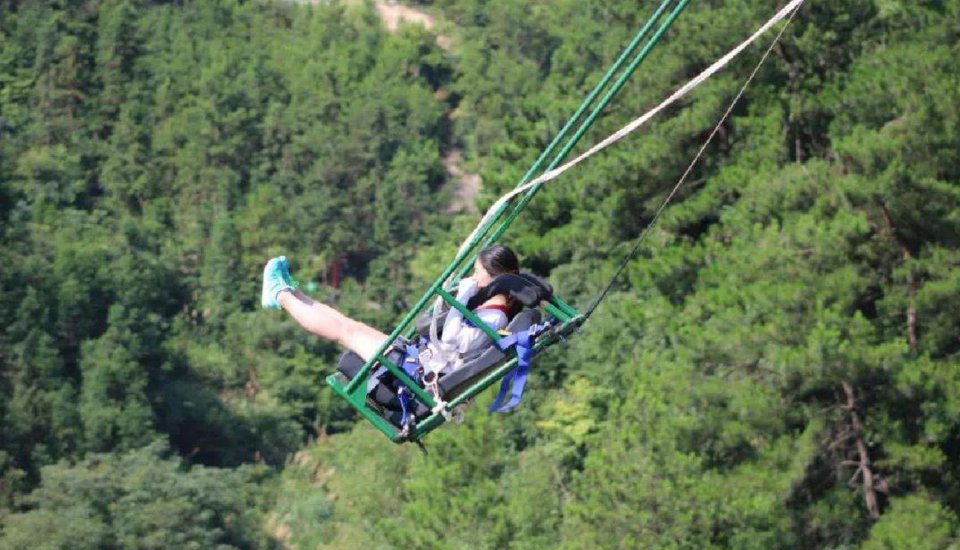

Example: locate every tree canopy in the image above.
[1,0,959,548]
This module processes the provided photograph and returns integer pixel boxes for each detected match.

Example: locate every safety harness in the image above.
[355,272,554,438]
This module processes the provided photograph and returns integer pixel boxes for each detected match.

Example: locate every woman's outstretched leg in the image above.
[262,256,388,361]
[277,290,388,362]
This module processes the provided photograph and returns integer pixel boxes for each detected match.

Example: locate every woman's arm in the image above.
[440,278,480,345]
[440,279,509,356]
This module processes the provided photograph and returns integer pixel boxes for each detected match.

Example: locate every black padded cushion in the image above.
[336,350,431,423]
[465,272,553,311]
[438,308,541,399]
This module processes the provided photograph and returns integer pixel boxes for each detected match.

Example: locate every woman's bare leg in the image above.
[277,290,389,362]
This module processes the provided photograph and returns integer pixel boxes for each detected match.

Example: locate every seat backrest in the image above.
[465,273,553,310]
[504,307,540,332]
[438,308,541,398]
[415,306,449,339]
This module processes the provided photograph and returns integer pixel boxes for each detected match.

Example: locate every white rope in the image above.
[452,0,805,270]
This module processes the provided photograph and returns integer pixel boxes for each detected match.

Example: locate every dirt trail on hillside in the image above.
[443,149,481,214]
[372,2,478,213]
[296,1,479,212]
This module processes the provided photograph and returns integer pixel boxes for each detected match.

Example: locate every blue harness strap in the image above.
[488,330,535,413]
[396,343,423,427]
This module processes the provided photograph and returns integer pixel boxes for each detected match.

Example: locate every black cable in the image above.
[581,3,802,321]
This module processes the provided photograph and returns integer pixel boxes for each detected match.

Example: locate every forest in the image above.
[1,0,959,548]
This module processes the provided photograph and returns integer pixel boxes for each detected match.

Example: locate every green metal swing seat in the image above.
[328,275,583,443]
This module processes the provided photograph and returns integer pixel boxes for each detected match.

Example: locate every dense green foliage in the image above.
[0,0,452,545]
[2,0,959,548]
[0,442,273,550]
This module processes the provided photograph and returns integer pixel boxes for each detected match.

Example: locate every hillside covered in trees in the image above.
[1,0,959,548]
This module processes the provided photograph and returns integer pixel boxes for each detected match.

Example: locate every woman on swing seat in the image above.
[261,245,523,373]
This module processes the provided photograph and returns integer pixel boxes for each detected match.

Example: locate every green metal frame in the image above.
[326,0,689,443]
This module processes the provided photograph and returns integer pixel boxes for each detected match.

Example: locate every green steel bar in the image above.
[435,288,503,344]
[401,282,457,340]
[326,376,398,439]
[543,302,570,322]
[482,0,691,253]
[453,0,678,282]
[337,1,687,438]
[509,0,675,194]
[343,348,435,407]
[353,352,436,407]
[343,354,378,393]
[549,295,579,317]
[409,410,446,440]
[383,353,437,406]
[382,1,684,366]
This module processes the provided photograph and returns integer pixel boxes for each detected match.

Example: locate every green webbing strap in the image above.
[509,0,676,199]
[455,0,690,281]
[450,0,678,278]
[484,0,690,245]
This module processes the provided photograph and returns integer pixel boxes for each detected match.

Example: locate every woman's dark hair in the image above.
[478,245,519,277]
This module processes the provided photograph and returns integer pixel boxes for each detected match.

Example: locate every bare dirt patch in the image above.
[371,3,478,211]
[293,0,476,209]
[375,1,452,49]
[443,149,481,214]
[375,1,435,31]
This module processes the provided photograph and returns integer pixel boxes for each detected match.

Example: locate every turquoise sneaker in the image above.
[277,256,298,289]
[261,256,293,309]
